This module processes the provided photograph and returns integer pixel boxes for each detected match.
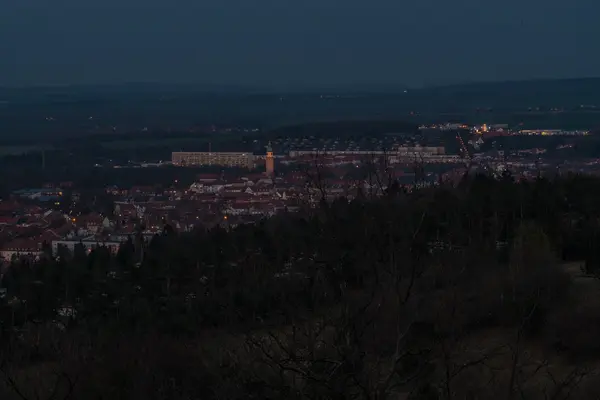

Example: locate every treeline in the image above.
[3,175,600,398]
[266,120,419,139]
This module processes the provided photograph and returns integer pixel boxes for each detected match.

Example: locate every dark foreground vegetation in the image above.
[5,174,600,398]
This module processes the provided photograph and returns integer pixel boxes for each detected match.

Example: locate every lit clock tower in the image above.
[265,142,274,176]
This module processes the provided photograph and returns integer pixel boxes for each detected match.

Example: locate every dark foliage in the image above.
[3,174,600,399]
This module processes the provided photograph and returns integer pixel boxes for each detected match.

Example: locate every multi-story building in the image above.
[51,238,122,255]
[172,152,255,168]
[289,146,445,158]
[517,129,589,136]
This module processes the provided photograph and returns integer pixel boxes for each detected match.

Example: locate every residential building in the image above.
[172,152,255,168]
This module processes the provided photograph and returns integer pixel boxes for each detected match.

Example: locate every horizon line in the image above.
[1,76,600,93]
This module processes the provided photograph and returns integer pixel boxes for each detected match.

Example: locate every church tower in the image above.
[265,141,274,176]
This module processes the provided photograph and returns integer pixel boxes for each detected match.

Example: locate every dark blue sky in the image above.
[1,0,598,88]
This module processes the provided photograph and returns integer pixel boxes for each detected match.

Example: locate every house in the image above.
[196,173,221,183]
[0,216,18,226]
[0,239,44,261]
[76,213,105,233]
[23,205,44,216]
[51,238,122,256]
[225,179,251,189]
[255,178,274,186]
[221,191,252,201]
[114,203,138,218]
[129,186,157,196]
[12,188,62,202]
[189,181,225,194]
[106,185,127,196]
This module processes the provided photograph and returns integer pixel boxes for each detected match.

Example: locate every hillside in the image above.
[4,175,600,398]
[2,78,600,141]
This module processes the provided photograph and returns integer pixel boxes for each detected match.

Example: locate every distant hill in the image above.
[1,78,600,143]
[423,77,600,92]
[411,77,600,110]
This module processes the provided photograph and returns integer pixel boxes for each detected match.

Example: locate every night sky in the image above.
[1,0,599,88]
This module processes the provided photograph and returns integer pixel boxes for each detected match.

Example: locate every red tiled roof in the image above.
[232,199,252,205]
[24,205,43,215]
[0,216,18,225]
[205,180,226,186]
[0,201,20,212]
[221,191,251,198]
[86,213,104,224]
[130,186,156,193]
[36,230,62,244]
[49,223,73,236]
[12,215,44,226]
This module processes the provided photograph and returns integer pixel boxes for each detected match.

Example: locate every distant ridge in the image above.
[2,77,600,142]
[407,77,600,110]
[0,82,408,96]
[1,77,599,96]
[419,76,600,92]
[0,82,264,95]
[421,76,600,89]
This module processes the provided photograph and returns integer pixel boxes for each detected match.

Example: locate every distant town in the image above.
[0,118,598,263]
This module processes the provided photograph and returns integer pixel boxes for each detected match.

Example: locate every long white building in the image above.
[172,152,255,168]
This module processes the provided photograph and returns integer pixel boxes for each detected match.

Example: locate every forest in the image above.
[3,173,600,399]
